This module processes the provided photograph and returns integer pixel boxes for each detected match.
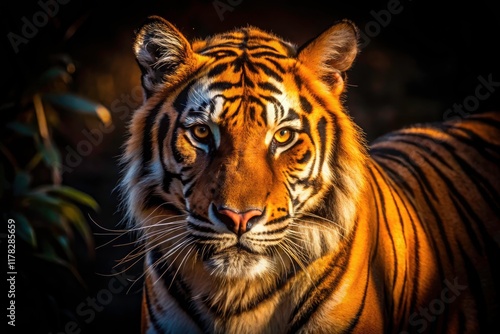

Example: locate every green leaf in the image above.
[37,141,61,169]
[22,192,71,234]
[38,238,59,260]
[6,122,37,137]
[24,203,67,235]
[55,235,75,264]
[42,93,112,126]
[37,66,72,87]
[34,252,86,288]
[39,185,99,211]
[11,212,37,248]
[59,201,94,251]
[13,171,31,196]
[23,191,94,252]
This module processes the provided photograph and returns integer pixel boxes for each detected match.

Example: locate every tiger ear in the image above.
[297,20,359,92]
[134,16,194,97]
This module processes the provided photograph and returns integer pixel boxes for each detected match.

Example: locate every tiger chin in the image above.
[120,15,500,334]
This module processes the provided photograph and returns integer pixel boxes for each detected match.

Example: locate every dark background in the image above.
[2,0,500,333]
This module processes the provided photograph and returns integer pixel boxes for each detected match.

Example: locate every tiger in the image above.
[119,15,500,333]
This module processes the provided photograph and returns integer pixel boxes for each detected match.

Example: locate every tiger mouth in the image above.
[201,244,272,278]
[214,243,263,256]
[197,240,267,261]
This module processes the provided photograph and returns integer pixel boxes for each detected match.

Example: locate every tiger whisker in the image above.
[117,230,190,267]
[105,219,186,251]
[280,238,316,287]
[135,224,186,244]
[94,213,188,250]
[290,218,346,240]
[163,244,196,290]
[126,234,194,294]
[294,211,347,232]
[149,237,194,287]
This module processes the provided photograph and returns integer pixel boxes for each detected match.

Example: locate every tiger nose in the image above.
[215,206,263,236]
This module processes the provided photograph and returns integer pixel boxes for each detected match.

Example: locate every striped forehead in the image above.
[193,27,297,59]
[183,29,298,127]
[181,79,296,129]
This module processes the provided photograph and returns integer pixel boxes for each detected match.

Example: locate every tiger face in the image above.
[122,17,367,280]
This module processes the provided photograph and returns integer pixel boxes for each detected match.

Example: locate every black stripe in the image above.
[457,311,467,334]
[187,221,216,234]
[251,51,289,59]
[198,42,242,53]
[261,95,285,121]
[442,125,499,163]
[297,150,311,164]
[344,266,371,333]
[258,82,282,94]
[450,195,483,254]
[264,215,289,226]
[458,243,487,328]
[463,114,500,129]
[140,102,163,176]
[248,105,256,121]
[293,73,302,89]
[395,136,454,170]
[144,283,164,333]
[371,147,439,201]
[207,62,229,77]
[247,44,280,52]
[208,81,235,91]
[157,114,183,193]
[367,167,398,309]
[374,159,415,197]
[184,181,196,198]
[162,169,182,194]
[201,49,239,59]
[243,74,255,88]
[264,57,286,73]
[299,95,312,113]
[440,140,500,215]
[253,61,283,82]
[367,180,381,262]
[157,114,170,163]
[173,80,195,111]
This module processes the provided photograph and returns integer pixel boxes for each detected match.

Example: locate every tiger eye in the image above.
[192,125,210,140]
[274,128,293,144]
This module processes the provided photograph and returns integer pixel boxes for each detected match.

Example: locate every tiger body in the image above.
[120,17,500,333]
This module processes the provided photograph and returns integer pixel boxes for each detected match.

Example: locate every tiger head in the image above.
[121,17,367,280]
